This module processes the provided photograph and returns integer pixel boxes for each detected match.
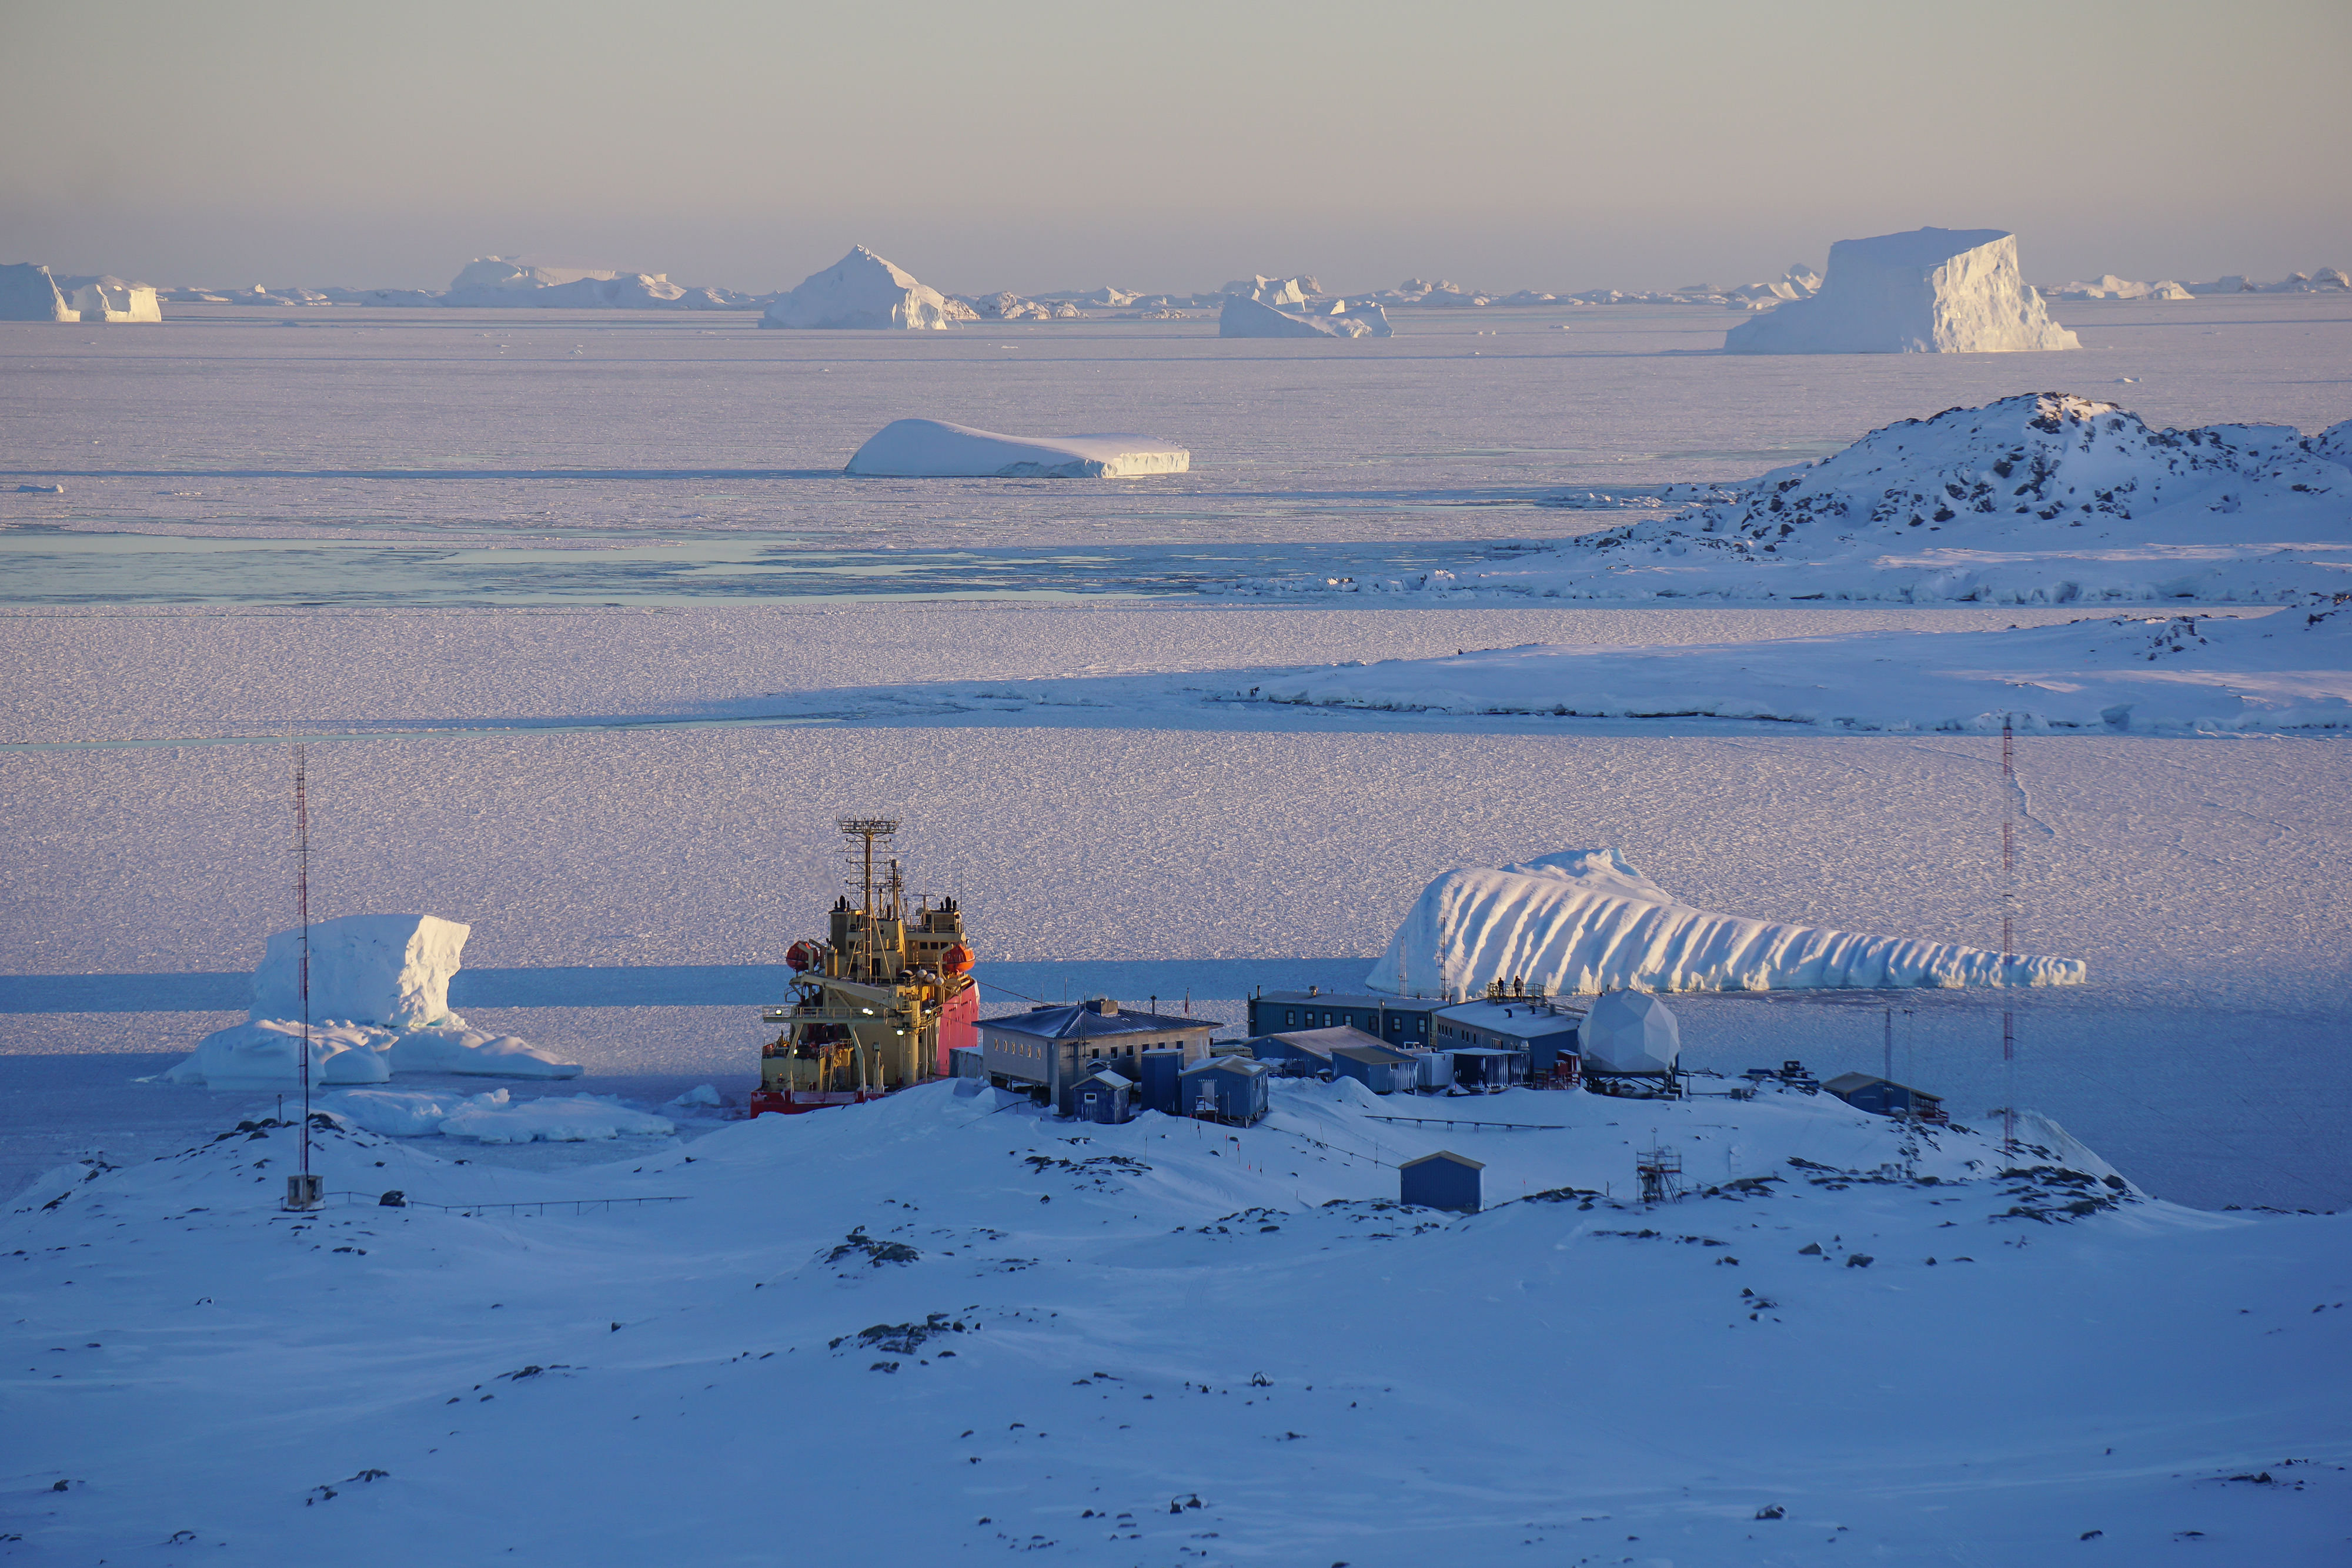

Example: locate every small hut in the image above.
[1399,1151,1484,1213]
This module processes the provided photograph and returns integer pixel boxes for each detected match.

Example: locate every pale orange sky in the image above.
[5,0,2346,295]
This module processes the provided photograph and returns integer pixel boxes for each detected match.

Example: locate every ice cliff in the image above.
[762,246,958,330]
[1725,228,2079,354]
[1367,850,2086,998]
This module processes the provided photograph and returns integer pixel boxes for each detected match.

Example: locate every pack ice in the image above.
[760,246,960,330]
[844,419,1190,478]
[1252,605,2352,733]
[1725,228,2078,354]
[1367,849,2085,998]
[165,914,579,1089]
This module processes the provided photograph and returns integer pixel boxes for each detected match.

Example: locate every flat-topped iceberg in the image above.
[1726,228,2078,353]
[1368,848,2087,998]
[762,246,957,330]
[165,913,580,1088]
[845,419,1189,477]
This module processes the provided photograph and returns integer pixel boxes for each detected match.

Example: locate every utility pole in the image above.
[285,745,320,1211]
[2001,716,2017,1156]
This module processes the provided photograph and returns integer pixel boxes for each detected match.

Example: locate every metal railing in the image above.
[1360,1115,1568,1132]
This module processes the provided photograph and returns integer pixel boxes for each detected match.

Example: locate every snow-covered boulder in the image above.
[1218,296,1389,339]
[761,246,956,330]
[1725,228,2079,353]
[1578,991,1681,1075]
[252,913,469,1029]
[0,263,77,322]
[1367,848,2086,998]
[845,419,1189,478]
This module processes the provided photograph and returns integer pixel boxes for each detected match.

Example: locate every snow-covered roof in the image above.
[980,1000,1212,1041]
[1399,1151,1484,1170]
[1435,999,1583,1040]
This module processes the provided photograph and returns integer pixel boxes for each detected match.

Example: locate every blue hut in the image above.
[1178,1056,1270,1124]
[1399,1151,1484,1213]
[1076,1067,1134,1125]
[1138,1048,1185,1115]
[1329,1042,1418,1094]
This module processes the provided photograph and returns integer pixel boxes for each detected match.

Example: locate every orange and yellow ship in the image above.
[749,818,978,1116]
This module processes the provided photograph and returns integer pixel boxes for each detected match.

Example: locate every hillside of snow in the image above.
[1367,848,2084,998]
[1250,607,2352,734]
[6,1076,2343,1567]
[1225,394,2352,605]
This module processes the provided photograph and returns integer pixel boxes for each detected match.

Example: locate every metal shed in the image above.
[1329,1042,1418,1094]
[1399,1150,1485,1213]
[1178,1055,1271,1124]
[1139,1048,1185,1115]
[1822,1072,1947,1123]
[1446,1045,1526,1091]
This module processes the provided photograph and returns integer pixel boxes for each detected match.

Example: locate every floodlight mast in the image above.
[292,745,316,1211]
[2001,716,2017,1156]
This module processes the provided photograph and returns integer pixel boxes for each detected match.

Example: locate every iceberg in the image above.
[2047,275,2193,302]
[55,276,162,323]
[844,419,1188,478]
[1366,849,2086,998]
[1725,228,2079,354]
[0,263,81,322]
[1218,296,1391,339]
[761,246,956,330]
[166,913,580,1087]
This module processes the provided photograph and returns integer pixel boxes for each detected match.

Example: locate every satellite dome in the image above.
[1580,991,1681,1075]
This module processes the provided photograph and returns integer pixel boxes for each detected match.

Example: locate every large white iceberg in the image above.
[55,276,162,323]
[1367,849,2086,998]
[1725,229,2079,354]
[845,419,1189,477]
[0,263,80,322]
[761,246,956,330]
[167,913,580,1088]
[431,258,747,310]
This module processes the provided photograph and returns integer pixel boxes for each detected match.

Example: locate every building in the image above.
[1435,997,1582,1079]
[1247,1024,1384,1070]
[1074,1068,1134,1125]
[1178,1055,1271,1124]
[1247,989,1444,1049]
[1329,1042,1418,1094]
[1399,1151,1484,1213]
[1822,1072,1947,1123]
[981,998,1217,1116]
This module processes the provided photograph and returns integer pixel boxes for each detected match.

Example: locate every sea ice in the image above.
[1725,228,2079,354]
[1367,848,2086,998]
[761,246,957,330]
[844,419,1190,477]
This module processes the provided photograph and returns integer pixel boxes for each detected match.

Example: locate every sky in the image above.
[5,0,2346,296]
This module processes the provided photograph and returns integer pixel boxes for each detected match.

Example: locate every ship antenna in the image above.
[838,818,899,981]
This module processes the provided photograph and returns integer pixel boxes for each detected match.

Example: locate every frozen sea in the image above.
[3,296,2348,1212]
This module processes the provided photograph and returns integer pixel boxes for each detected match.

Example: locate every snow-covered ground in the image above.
[6,1077,2344,1566]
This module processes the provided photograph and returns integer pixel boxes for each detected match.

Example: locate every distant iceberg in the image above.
[762,246,958,330]
[0,264,81,323]
[845,419,1188,478]
[1726,228,2079,354]
[1219,296,1391,339]
[1366,849,2086,997]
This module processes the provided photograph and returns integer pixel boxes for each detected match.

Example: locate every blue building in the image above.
[1823,1072,1947,1123]
[1074,1067,1135,1124]
[1329,1042,1418,1094]
[1247,989,1442,1050]
[1178,1055,1271,1124]
[1434,997,1582,1080]
[1399,1151,1484,1213]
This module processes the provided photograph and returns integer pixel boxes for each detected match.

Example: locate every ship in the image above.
[748,818,978,1116]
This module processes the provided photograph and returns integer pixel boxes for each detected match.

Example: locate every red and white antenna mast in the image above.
[289,744,319,1209]
[2000,716,2017,1156]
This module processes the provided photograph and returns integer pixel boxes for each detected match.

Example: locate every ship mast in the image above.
[838,817,899,981]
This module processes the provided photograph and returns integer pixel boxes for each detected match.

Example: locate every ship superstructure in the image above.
[750,818,977,1116]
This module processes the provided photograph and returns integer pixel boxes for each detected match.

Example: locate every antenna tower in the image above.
[2000,715,2017,1155]
[837,817,900,980]
[288,745,318,1210]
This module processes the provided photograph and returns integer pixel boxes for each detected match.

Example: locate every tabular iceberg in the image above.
[845,419,1189,478]
[166,913,580,1088]
[761,246,957,330]
[1365,849,2086,998]
[1726,229,2079,354]
[0,263,78,322]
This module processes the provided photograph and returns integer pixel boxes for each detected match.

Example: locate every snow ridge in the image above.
[1367,848,2086,997]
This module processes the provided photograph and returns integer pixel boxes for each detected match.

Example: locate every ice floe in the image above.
[1726,228,2078,354]
[844,419,1189,477]
[1367,849,2086,998]
[761,246,958,330]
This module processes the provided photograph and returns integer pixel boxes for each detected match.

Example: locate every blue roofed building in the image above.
[980,998,1217,1116]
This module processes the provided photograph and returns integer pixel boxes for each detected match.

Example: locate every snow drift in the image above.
[1725,229,2078,354]
[166,914,580,1087]
[1250,607,2352,733]
[319,1086,672,1142]
[844,419,1189,478]
[1367,849,2085,998]
[761,247,956,330]
[1242,393,2352,606]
